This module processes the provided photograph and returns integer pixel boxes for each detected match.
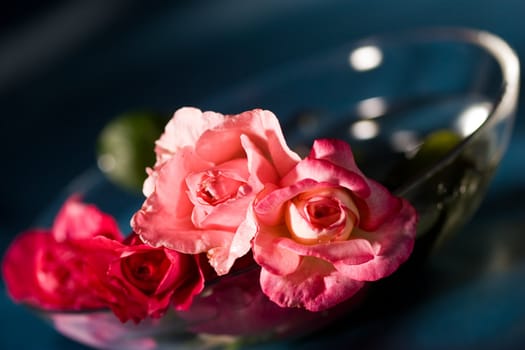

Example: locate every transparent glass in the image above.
[35,28,519,349]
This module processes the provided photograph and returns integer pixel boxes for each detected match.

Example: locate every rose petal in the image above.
[241,134,279,186]
[308,139,361,173]
[132,147,220,252]
[195,109,300,174]
[191,195,254,230]
[2,230,51,305]
[194,110,263,164]
[252,226,301,276]
[334,199,417,281]
[156,147,214,218]
[133,213,234,254]
[167,253,205,310]
[255,179,359,226]
[155,107,224,164]
[142,167,157,197]
[254,179,318,226]
[277,238,375,266]
[260,257,365,311]
[229,209,258,261]
[196,129,246,164]
[185,158,251,229]
[281,158,370,199]
[257,110,301,176]
[352,179,402,231]
[53,195,123,242]
[208,209,258,275]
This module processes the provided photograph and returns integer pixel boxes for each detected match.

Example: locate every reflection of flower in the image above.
[1,196,123,310]
[252,139,417,311]
[131,107,300,275]
[50,311,157,350]
[178,255,366,338]
[179,265,318,336]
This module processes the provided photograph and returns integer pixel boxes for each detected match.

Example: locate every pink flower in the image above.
[101,234,205,323]
[50,311,157,350]
[52,195,122,242]
[131,107,300,275]
[252,139,417,311]
[1,196,123,310]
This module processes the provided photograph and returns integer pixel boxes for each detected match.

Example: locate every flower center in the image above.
[306,199,341,226]
[135,263,154,280]
[121,251,170,295]
[196,170,249,206]
[285,188,359,244]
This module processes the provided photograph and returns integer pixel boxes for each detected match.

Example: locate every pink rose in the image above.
[1,196,123,310]
[52,194,122,242]
[252,139,417,311]
[131,107,300,275]
[101,234,205,323]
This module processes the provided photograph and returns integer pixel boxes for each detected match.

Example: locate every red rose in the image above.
[102,234,205,323]
[1,196,123,310]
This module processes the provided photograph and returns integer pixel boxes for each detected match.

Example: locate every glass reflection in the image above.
[348,45,383,71]
[390,130,420,155]
[356,97,387,119]
[349,120,379,140]
[455,102,491,136]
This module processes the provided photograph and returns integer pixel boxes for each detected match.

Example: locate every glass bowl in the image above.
[34,27,519,349]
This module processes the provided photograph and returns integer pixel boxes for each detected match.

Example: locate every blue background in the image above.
[1,1,524,349]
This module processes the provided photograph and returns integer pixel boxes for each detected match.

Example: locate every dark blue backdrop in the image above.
[1,1,524,349]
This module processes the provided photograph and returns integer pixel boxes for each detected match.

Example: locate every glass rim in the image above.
[367,27,521,196]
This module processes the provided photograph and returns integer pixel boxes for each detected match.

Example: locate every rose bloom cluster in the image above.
[2,107,417,322]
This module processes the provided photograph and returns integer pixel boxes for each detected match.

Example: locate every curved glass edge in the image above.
[393,27,520,196]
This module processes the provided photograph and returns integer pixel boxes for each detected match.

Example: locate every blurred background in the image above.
[1,1,524,349]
